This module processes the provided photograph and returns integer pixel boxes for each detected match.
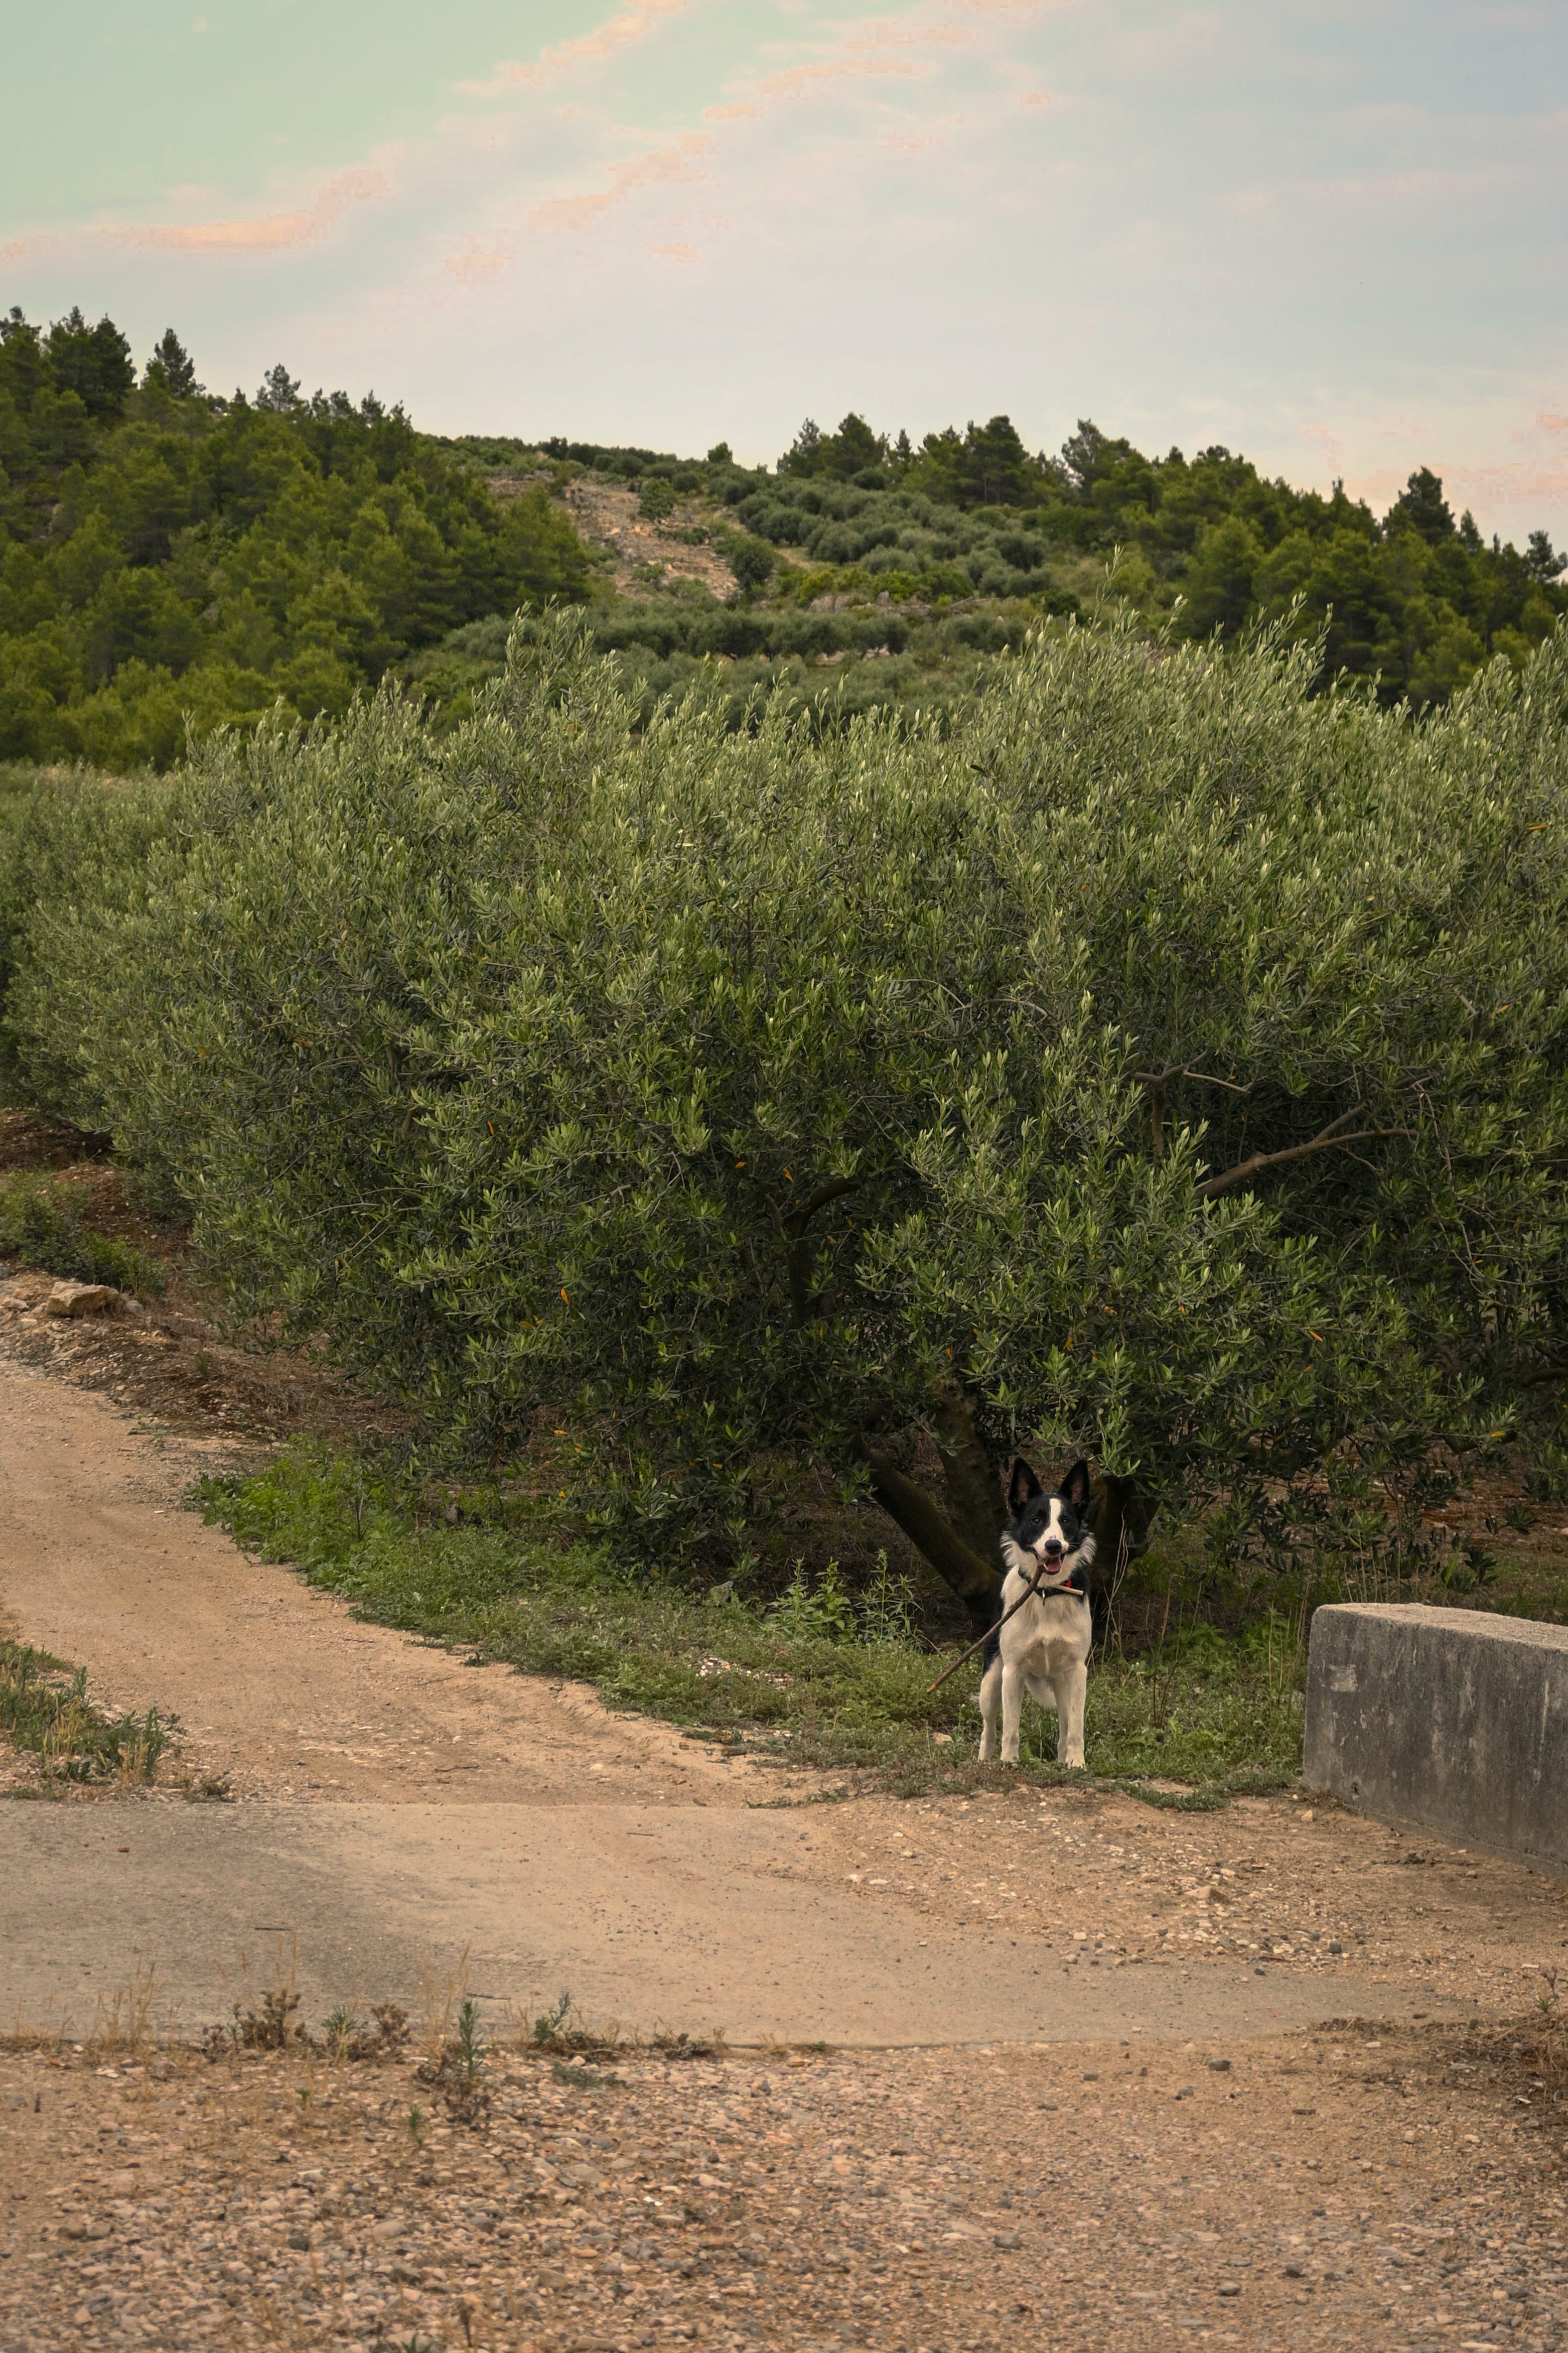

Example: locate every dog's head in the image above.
[1002,1456,1095,1581]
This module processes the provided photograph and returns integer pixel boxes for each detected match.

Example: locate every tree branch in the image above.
[930,1381,1010,1557]
[785,1175,861,1236]
[756,1173,861,1328]
[1134,1063,1256,1164]
[1198,1111,1413,1201]
[859,1440,1002,1632]
[1133,1060,1255,1097]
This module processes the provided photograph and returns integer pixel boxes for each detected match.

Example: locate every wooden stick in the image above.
[924,1571,1083,1696]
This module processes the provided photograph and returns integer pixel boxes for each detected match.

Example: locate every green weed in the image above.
[0,1641,176,1785]
[0,1174,164,1296]
[454,1998,484,2089]
[551,2059,624,2090]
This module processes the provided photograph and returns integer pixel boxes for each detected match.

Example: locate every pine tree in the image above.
[144,330,201,401]
[255,362,303,414]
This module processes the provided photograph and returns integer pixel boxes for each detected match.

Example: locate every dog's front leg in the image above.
[977,1658,1002,1761]
[1055,1659,1088,1770]
[1000,1660,1026,1765]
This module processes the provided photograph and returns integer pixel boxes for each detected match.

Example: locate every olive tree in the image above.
[11,612,1567,1619]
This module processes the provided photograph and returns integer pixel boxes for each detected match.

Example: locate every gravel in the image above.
[2,2021,1565,2351]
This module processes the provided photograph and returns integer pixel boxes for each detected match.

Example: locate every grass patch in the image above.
[0,1172,165,1296]
[199,1445,1306,1801]
[0,1640,176,1786]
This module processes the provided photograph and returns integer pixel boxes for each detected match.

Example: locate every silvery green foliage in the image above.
[10,611,1568,1573]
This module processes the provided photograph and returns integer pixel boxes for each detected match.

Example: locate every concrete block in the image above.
[1305,1602,1568,1870]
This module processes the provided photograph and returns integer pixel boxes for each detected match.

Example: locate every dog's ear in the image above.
[1059,1457,1092,1510]
[1008,1457,1043,1513]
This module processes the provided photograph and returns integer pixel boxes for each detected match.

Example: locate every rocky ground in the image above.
[2,2011,1565,2353]
[786,1787,1568,2020]
[554,477,739,600]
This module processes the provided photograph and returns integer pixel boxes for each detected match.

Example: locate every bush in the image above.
[0,1173,165,1294]
[727,536,776,592]
[10,610,1568,1622]
[0,766,171,1120]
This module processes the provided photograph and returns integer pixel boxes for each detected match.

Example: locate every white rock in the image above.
[38,1281,140,1319]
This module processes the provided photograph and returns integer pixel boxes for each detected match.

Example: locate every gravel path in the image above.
[2,2022,1565,2353]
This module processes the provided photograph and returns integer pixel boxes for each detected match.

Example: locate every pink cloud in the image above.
[649,240,699,261]
[444,238,513,282]
[529,132,714,232]
[1341,447,1568,524]
[458,0,689,97]
[700,15,991,137]
[1301,423,1345,478]
[842,21,972,48]
[748,58,930,103]
[1019,87,1054,105]
[1,167,388,262]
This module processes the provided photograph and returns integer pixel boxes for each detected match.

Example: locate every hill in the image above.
[2,304,1564,767]
[0,312,590,767]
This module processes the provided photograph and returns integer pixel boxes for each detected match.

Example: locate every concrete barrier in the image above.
[1305,1602,1568,1871]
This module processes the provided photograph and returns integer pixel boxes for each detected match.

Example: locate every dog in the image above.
[977,1456,1096,1769]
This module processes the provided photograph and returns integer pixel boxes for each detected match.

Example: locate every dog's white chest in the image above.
[1012,1597,1091,1675]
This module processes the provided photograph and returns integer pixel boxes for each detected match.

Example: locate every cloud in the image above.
[1,167,388,261]
[1300,423,1345,478]
[458,0,690,98]
[740,57,931,105]
[649,240,700,260]
[842,20,972,48]
[529,132,714,232]
[697,12,1010,137]
[443,237,513,282]
[1328,407,1568,524]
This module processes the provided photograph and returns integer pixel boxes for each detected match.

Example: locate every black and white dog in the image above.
[977,1457,1096,1770]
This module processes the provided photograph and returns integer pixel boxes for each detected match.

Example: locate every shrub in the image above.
[726,536,776,592]
[0,1173,165,1294]
[0,766,171,1121]
[10,610,1568,1624]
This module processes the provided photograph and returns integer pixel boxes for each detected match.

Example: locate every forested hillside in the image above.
[2,302,1564,767]
[0,308,590,766]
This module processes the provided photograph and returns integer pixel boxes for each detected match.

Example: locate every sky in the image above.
[4,0,1566,544]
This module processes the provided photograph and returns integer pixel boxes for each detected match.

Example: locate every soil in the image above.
[0,1345,790,1812]
[1,2021,1564,2353]
[555,477,739,600]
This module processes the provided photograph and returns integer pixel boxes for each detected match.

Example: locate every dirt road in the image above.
[3,1321,1567,2350]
